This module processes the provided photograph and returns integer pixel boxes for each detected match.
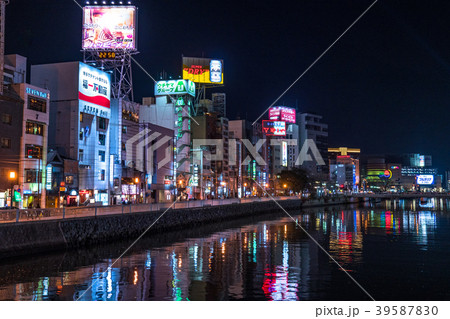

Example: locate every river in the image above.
[0,198,449,301]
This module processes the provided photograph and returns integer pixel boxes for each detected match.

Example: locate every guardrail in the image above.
[0,196,300,224]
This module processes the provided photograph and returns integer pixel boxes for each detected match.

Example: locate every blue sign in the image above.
[26,87,48,99]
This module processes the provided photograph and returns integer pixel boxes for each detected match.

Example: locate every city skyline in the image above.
[4,0,449,171]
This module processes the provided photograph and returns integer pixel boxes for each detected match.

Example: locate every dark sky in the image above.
[5,0,450,172]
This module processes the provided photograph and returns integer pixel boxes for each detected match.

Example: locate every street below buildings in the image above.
[0,199,448,301]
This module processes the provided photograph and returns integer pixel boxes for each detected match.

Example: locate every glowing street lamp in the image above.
[134,177,139,184]
[9,171,16,179]
[283,184,288,188]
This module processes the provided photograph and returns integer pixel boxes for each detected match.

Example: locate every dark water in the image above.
[0,198,449,301]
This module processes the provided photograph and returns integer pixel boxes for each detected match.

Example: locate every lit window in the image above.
[99,150,106,162]
[25,144,42,159]
[28,96,47,113]
[26,121,44,136]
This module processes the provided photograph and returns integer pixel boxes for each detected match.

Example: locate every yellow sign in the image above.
[182,57,223,84]
[59,187,66,192]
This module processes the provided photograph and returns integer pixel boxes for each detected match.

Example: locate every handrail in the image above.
[0,196,304,224]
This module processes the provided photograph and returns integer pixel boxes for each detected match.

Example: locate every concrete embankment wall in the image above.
[0,197,358,259]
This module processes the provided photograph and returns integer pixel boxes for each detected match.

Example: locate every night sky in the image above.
[5,0,450,172]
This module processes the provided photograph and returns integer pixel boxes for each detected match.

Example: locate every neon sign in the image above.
[262,120,286,136]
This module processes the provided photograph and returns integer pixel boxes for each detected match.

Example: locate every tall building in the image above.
[297,112,328,180]
[0,55,50,208]
[112,98,174,203]
[229,119,268,197]
[141,88,193,198]
[191,112,230,198]
[211,93,226,118]
[328,147,360,191]
[31,61,113,205]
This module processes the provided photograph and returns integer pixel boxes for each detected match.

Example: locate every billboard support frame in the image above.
[83,49,138,101]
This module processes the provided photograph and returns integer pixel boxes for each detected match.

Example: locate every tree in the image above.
[278,168,311,193]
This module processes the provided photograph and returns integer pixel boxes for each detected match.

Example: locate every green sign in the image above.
[13,190,22,202]
[155,80,195,97]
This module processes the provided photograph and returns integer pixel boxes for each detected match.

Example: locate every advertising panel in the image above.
[269,107,296,123]
[78,62,111,109]
[281,141,288,167]
[82,6,137,50]
[416,175,434,185]
[155,80,195,97]
[262,120,286,136]
[182,57,224,84]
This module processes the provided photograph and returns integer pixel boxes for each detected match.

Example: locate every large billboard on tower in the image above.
[82,6,137,50]
[182,57,224,84]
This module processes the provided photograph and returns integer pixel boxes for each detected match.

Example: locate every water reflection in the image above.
[0,199,448,301]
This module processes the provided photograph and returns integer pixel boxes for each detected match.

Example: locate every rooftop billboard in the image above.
[82,6,137,50]
[78,62,111,108]
[182,57,223,84]
[262,120,286,136]
[269,106,296,123]
[155,80,195,97]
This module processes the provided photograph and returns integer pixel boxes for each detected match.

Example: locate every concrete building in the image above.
[297,112,328,181]
[328,147,360,191]
[0,55,49,208]
[192,112,230,198]
[31,61,112,205]
[113,98,174,203]
[141,93,192,199]
[229,119,268,197]
[211,93,226,118]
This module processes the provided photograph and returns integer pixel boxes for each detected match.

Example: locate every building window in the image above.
[99,169,105,181]
[65,175,74,185]
[98,117,107,130]
[122,126,127,134]
[80,112,83,122]
[121,142,126,151]
[1,113,12,125]
[25,169,42,183]
[25,144,43,159]
[79,149,84,162]
[26,121,44,136]
[98,150,106,162]
[28,96,47,113]
[1,138,11,149]
[98,133,106,146]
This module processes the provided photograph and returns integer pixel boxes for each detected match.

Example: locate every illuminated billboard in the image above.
[82,6,137,50]
[155,80,195,97]
[262,120,286,136]
[182,57,224,84]
[281,141,288,167]
[78,62,111,108]
[269,106,296,123]
[416,175,434,185]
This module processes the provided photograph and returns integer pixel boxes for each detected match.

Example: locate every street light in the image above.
[9,171,16,207]
[283,184,287,188]
[134,177,139,184]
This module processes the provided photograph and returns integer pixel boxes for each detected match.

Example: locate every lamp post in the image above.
[9,171,16,207]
